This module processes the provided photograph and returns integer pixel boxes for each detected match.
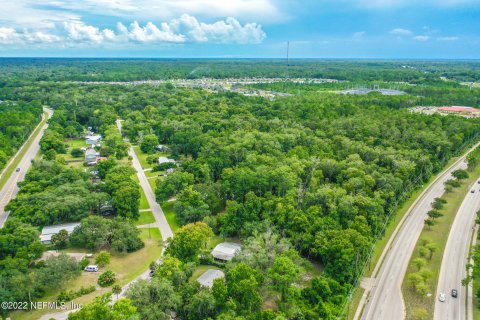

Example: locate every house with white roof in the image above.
[40,222,81,244]
[211,242,242,262]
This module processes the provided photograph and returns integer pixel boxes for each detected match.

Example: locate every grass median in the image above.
[0,111,47,190]
[402,164,480,319]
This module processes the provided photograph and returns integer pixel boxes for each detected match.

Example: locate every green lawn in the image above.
[135,210,155,226]
[162,201,179,232]
[0,111,48,190]
[64,138,87,162]
[402,164,480,319]
[189,265,224,282]
[132,175,150,210]
[13,228,163,320]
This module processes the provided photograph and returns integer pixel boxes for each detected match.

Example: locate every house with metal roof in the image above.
[40,222,81,244]
[196,269,225,288]
[211,242,242,262]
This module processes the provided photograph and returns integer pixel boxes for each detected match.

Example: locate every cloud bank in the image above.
[0,15,266,47]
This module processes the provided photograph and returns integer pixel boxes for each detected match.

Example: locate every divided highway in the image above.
[434,179,480,320]
[0,107,53,228]
[357,142,480,320]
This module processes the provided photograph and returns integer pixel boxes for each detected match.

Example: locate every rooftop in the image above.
[196,269,225,288]
[439,106,478,112]
[211,242,242,261]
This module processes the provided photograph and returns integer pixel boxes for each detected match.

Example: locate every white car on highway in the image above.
[439,293,446,302]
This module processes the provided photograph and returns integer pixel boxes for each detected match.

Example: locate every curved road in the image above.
[434,179,480,320]
[357,142,480,320]
[0,107,53,228]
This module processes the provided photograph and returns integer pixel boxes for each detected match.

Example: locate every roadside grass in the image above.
[148,177,157,191]
[348,153,468,319]
[0,111,47,190]
[135,210,155,226]
[13,228,162,320]
[402,164,480,319]
[162,201,179,233]
[132,175,150,210]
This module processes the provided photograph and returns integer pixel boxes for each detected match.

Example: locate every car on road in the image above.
[478,180,480,184]
[471,189,475,193]
[15,168,20,172]
[451,289,458,298]
[439,293,446,302]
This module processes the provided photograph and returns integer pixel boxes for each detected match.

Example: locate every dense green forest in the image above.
[1,58,480,82]
[0,101,43,171]
[1,60,480,319]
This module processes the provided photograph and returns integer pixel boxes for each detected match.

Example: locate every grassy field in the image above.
[0,111,48,190]
[162,201,179,232]
[132,175,150,210]
[135,210,155,226]
[402,164,480,318]
[63,138,87,162]
[12,227,163,320]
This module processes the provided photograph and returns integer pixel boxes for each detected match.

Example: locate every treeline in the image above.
[115,87,480,318]
[1,58,480,82]
[0,101,43,171]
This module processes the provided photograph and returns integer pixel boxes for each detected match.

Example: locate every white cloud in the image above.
[413,35,430,41]
[117,21,185,43]
[170,15,266,44]
[0,27,61,44]
[389,28,413,36]
[0,15,266,47]
[437,36,459,41]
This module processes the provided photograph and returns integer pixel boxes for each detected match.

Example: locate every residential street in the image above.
[0,107,53,228]
[115,119,173,241]
[434,179,480,320]
[357,142,480,320]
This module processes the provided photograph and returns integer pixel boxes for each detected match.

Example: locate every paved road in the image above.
[116,119,173,241]
[40,121,172,320]
[434,179,480,320]
[0,107,53,228]
[358,142,480,320]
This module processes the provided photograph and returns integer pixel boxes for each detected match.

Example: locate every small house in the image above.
[84,148,98,164]
[155,145,168,152]
[211,242,242,262]
[85,135,102,146]
[196,269,225,288]
[40,222,81,244]
[158,156,176,165]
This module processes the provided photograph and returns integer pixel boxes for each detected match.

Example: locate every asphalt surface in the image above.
[434,180,480,320]
[0,107,53,228]
[116,119,173,241]
[359,143,480,320]
[40,120,172,320]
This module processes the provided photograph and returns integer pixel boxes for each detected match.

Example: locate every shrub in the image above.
[70,148,84,158]
[79,257,89,270]
[95,251,111,267]
[98,270,116,287]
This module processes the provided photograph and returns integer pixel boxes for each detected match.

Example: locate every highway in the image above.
[357,142,480,320]
[0,107,53,228]
[434,179,480,320]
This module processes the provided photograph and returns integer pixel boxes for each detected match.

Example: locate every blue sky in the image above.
[0,0,479,58]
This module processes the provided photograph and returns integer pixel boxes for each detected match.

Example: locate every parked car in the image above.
[451,289,458,298]
[84,265,99,272]
[439,293,446,302]
[471,189,475,193]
